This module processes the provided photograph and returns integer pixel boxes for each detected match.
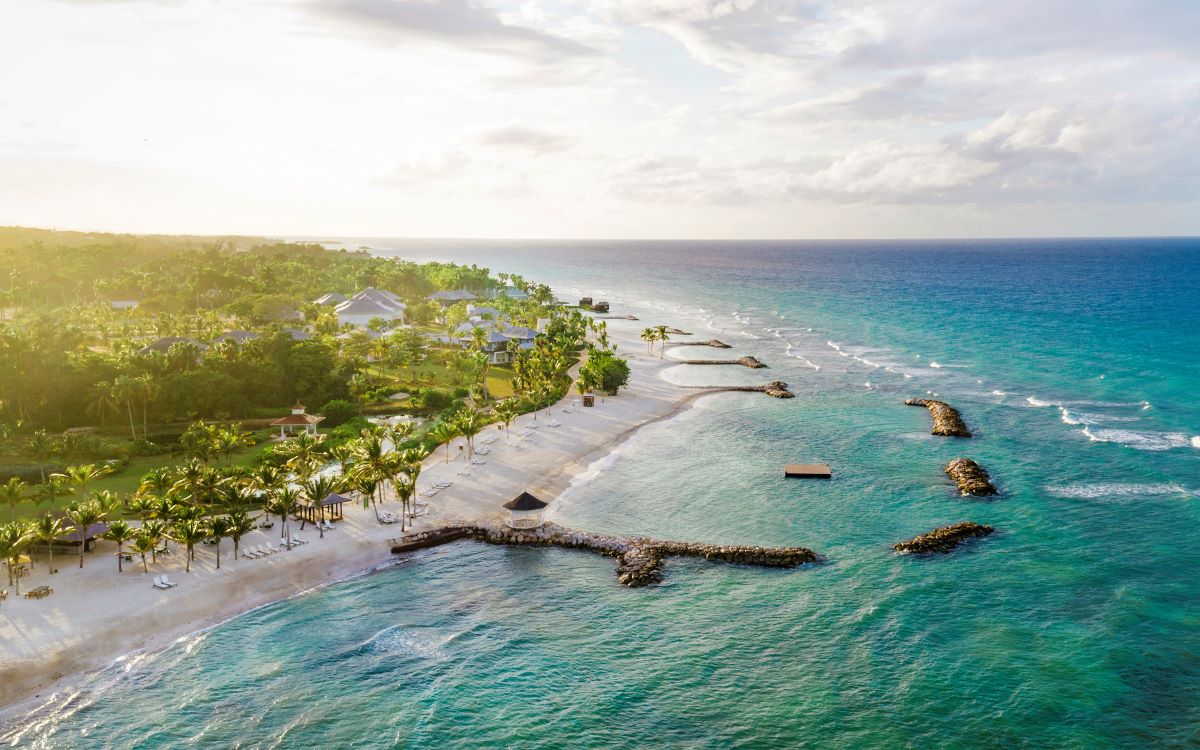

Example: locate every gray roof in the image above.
[282,327,313,341]
[314,292,347,305]
[503,492,547,511]
[429,289,478,302]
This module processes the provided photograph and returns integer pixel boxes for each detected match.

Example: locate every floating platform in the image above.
[785,463,831,478]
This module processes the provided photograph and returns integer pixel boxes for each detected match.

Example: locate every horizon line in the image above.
[5,224,1200,244]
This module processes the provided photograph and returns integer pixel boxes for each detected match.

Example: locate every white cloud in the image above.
[0,0,1197,237]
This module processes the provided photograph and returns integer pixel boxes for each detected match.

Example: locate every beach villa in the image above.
[455,319,537,364]
[493,286,528,300]
[334,288,407,328]
[271,403,324,438]
[137,336,209,356]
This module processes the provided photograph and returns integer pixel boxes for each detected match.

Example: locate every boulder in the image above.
[894,521,994,554]
[944,458,998,496]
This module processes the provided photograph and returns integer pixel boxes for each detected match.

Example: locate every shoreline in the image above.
[0,311,747,717]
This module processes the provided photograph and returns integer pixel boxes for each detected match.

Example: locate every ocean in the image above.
[6,238,1199,748]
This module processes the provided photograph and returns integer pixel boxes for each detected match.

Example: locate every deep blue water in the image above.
[6,238,1199,748]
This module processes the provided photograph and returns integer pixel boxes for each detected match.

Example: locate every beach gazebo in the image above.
[503,492,548,530]
[302,492,349,524]
[271,402,324,439]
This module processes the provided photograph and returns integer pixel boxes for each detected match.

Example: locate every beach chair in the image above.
[471,458,487,465]
[435,481,452,488]
[475,447,491,455]
[547,419,563,427]
[456,467,473,476]
[528,422,540,429]
[161,575,178,588]
[243,546,260,559]
[265,543,279,555]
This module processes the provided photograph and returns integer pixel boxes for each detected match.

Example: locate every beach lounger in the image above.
[434,481,452,488]
[456,467,473,476]
[475,447,491,455]
[243,546,260,559]
[265,543,279,554]
[547,420,563,427]
[153,576,169,589]
[471,458,487,465]
[291,536,307,546]
[528,422,540,429]
[156,576,177,589]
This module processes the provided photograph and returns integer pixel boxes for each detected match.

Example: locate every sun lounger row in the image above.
[153,576,177,590]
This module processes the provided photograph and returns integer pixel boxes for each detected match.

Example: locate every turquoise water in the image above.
[6,239,1199,748]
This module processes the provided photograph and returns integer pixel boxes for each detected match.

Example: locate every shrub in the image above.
[320,399,358,428]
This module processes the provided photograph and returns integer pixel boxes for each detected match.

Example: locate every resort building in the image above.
[271,403,324,438]
[335,287,407,328]
[428,289,478,308]
[503,491,548,529]
[454,319,537,363]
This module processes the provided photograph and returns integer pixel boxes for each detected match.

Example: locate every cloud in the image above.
[477,125,573,152]
[315,0,599,62]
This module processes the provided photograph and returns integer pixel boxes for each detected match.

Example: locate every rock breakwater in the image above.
[667,339,732,349]
[392,521,820,588]
[894,522,994,554]
[682,356,767,368]
[944,458,998,496]
[905,398,972,437]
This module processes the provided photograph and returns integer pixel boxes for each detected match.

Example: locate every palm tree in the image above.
[111,375,141,440]
[34,475,74,514]
[493,399,520,439]
[131,531,157,574]
[102,519,136,572]
[66,501,104,569]
[85,381,120,428]
[0,522,33,596]
[206,515,232,569]
[32,514,67,575]
[275,432,326,482]
[300,475,338,538]
[137,466,174,498]
[640,327,656,355]
[655,325,670,357]
[266,488,300,547]
[172,517,206,573]
[140,519,168,562]
[62,463,115,502]
[0,478,27,521]
[25,429,56,483]
[226,510,256,560]
[454,409,485,459]
[428,420,459,464]
[136,373,158,439]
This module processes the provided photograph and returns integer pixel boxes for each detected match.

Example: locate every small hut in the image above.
[301,492,349,524]
[271,402,324,438]
[503,492,548,530]
[582,393,596,407]
[53,518,109,551]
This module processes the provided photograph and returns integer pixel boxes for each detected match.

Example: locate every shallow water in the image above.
[6,239,1199,748]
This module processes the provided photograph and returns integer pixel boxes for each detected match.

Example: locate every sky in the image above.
[2,0,1198,239]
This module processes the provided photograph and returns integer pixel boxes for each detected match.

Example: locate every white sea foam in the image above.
[929,361,943,368]
[1046,483,1196,499]
[991,390,1007,396]
[1082,427,1200,451]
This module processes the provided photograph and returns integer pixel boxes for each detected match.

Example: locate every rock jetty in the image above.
[667,339,732,349]
[944,458,998,496]
[665,327,692,335]
[905,398,972,437]
[682,356,767,368]
[894,521,994,554]
[392,521,821,588]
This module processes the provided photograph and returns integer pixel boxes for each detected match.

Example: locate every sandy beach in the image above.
[0,319,722,713]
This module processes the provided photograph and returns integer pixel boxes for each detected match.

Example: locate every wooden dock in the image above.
[784,463,832,478]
